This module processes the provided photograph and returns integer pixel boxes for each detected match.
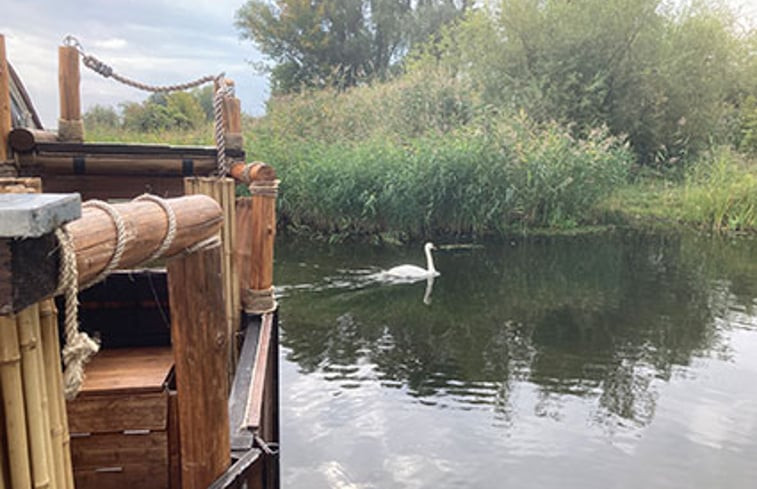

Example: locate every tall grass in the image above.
[248,108,632,240]
[680,148,757,232]
[599,148,757,233]
[85,122,214,145]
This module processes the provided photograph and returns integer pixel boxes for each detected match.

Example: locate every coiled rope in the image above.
[63,35,233,176]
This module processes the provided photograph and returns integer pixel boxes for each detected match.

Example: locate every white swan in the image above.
[385,242,440,280]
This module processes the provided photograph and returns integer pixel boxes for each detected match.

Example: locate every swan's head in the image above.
[424,242,436,252]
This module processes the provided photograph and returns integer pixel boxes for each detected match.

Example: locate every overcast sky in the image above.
[1,0,268,128]
[2,1,755,129]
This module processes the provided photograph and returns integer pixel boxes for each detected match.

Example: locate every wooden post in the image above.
[0,313,33,489]
[223,93,243,153]
[58,45,83,142]
[184,177,240,383]
[1,35,12,162]
[167,243,230,489]
[236,166,277,314]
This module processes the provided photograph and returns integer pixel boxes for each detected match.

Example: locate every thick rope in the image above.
[81,53,216,93]
[80,200,128,289]
[134,194,177,262]
[64,35,232,177]
[248,179,280,198]
[213,78,234,176]
[54,228,100,400]
[170,235,222,258]
[243,287,278,314]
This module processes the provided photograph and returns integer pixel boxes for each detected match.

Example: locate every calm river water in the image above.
[274,231,757,489]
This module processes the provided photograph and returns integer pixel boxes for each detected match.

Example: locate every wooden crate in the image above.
[66,347,177,489]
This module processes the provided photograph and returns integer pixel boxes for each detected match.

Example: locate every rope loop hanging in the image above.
[54,227,100,400]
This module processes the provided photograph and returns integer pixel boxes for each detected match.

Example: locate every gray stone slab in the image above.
[0,193,81,238]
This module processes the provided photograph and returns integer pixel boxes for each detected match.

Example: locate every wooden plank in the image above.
[76,347,174,395]
[207,448,262,489]
[244,313,273,431]
[73,461,167,489]
[32,153,217,176]
[70,431,168,469]
[229,318,260,451]
[167,243,230,489]
[39,173,185,200]
[67,392,168,434]
[168,391,181,489]
[35,142,243,158]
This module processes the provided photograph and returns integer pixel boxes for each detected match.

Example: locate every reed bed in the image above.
[248,112,632,240]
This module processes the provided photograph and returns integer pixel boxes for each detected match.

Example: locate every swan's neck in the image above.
[425,246,437,273]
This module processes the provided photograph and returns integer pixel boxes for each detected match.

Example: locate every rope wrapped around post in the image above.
[51,193,224,399]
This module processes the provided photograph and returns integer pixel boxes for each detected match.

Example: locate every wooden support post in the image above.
[222,92,243,153]
[236,166,277,314]
[1,35,12,163]
[184,177,240,382]
[167,243,230,489]
[58,45,83,142]
[0,313,33,489]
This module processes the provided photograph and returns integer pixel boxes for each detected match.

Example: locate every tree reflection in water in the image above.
[275,230,757,431]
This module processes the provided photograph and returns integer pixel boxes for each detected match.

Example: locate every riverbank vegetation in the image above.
[83,0,757,239]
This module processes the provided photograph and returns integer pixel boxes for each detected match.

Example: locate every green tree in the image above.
[415,0,753,164]
[83,104,120,130]
[235,0,468,94]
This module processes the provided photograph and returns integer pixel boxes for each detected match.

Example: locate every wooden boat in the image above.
[0,34,280,489]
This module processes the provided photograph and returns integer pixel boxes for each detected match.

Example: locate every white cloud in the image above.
[2,0,268,127]
[93,38,127,50]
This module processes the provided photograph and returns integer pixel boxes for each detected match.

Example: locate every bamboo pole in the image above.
[58,45,83,142]
[0,400,7,489]
[0,313,32,489]
[167,243,230,489]
[16,305,52,489]
[39,300,72,489]
[1,35,12,162]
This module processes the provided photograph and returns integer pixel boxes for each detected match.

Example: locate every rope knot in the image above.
[83,55,113,78]
[62,331,100,400]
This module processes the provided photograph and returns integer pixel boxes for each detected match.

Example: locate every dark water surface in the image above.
[275,231,757,489]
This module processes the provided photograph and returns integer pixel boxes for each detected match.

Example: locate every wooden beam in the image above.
[0,35,11,163]
[0,194,222,312]
[167,243,230,489]
[66,195,222,286]
[229,162,275,186]
[8,128,58,153]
